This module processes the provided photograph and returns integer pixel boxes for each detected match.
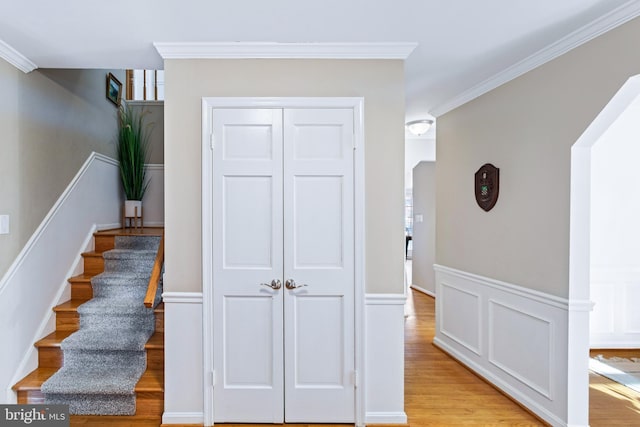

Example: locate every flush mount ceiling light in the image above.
[406,119,434,136]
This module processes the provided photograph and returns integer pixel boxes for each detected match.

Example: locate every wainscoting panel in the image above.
[590,270,640,348]
[364,294,407,425]
[434,265,569,427]
[488,300,553,399]
[163,292,204,425]
[439,283,481,356]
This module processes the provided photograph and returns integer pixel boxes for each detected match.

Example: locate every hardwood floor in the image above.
[589,350,640,426]
[405,289,545,426]
[408,288,640,427]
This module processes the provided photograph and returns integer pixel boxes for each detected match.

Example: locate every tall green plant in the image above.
[117,105,152,200]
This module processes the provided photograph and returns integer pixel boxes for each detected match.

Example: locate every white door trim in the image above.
[201,97,365,427]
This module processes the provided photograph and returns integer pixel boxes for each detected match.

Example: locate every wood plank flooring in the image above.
[589,350,640,426]
[409,288,640,427]
[405,288,545,426]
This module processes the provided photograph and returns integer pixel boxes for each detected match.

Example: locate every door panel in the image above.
[223,176,273,268]
[293,295,345,387]
[293,176,344,268]
[223,296,274,387]
[212,107,355,423]
[283,109,355,422]
[213,109,284,423]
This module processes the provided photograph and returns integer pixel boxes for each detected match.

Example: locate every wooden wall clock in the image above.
[475,163,499,211]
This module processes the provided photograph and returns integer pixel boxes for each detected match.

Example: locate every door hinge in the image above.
[210,370,216,387]
[352,370,359,388]
[210,133,215,150]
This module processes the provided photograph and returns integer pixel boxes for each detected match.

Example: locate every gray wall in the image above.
[0,62,125,278]
[436,16,640,298]
[127,102,164,164]
[412,161,436,294]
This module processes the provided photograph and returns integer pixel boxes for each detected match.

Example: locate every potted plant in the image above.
[117,104,152,220]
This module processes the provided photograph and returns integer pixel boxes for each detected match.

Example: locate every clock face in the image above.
[475,164,499,211]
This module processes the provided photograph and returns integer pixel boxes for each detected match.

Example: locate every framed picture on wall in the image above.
[106,72,122,106]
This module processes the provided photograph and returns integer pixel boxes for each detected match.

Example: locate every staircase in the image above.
[12,228,164,425]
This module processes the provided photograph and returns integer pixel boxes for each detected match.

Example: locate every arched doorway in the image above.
[569,74,640,425]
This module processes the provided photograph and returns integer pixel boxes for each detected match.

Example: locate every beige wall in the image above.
[436,16,640,298]
[412,161,436,294]
[164,59,405,293]
[0,63,124,278]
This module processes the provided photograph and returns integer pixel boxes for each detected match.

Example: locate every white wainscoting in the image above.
[162,292,204,425]
[590,268,640,348]
[365,294,407,425]
[163,292,406,425]
[434,265,569,427]
[1,153,121,402]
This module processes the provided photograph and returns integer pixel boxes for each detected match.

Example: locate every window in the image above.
[126,70,164,101]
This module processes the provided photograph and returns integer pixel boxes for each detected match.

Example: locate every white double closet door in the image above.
[211,107,355,423]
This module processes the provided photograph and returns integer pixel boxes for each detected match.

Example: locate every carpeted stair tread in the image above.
[42,234,162,415]
[78,297,154,315]
[41,364,144,395]
[14,367,163,393]
[103,249,157,260]
[46,394,135,416]
[62,329,151,351]
[92,270,152,281]
[114,235,161,250]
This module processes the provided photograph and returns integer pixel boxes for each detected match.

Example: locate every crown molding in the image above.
[430,0,640,117]
[0,39,36,73]
[154,42,417,60]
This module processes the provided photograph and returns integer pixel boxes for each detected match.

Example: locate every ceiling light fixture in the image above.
[406,119,434,136]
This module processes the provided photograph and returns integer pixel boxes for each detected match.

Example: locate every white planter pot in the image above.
[124,200,142,217]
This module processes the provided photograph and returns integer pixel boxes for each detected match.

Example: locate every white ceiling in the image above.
[1,0,639,119]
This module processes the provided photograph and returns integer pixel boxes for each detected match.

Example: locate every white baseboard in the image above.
[365,411,408,424]
[161,411,204,424]
[434,265,570,427]
[591,341,640,349]
[96,222,122,231]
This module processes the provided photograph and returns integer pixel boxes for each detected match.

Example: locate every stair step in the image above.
[69,274,94,301]
[81,251,104,275]
[13,367,163,411]
[53,300,83,331]
[35,330,73,368]
[94,234,116,253]
[155,303,164,333]
[54,300,163,333]
[35,330,164,369]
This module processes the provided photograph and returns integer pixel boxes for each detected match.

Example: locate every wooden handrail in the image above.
[144,231,164,308]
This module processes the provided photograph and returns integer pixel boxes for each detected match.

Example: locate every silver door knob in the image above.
[261,279,281,290]
[285,279,308,290]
